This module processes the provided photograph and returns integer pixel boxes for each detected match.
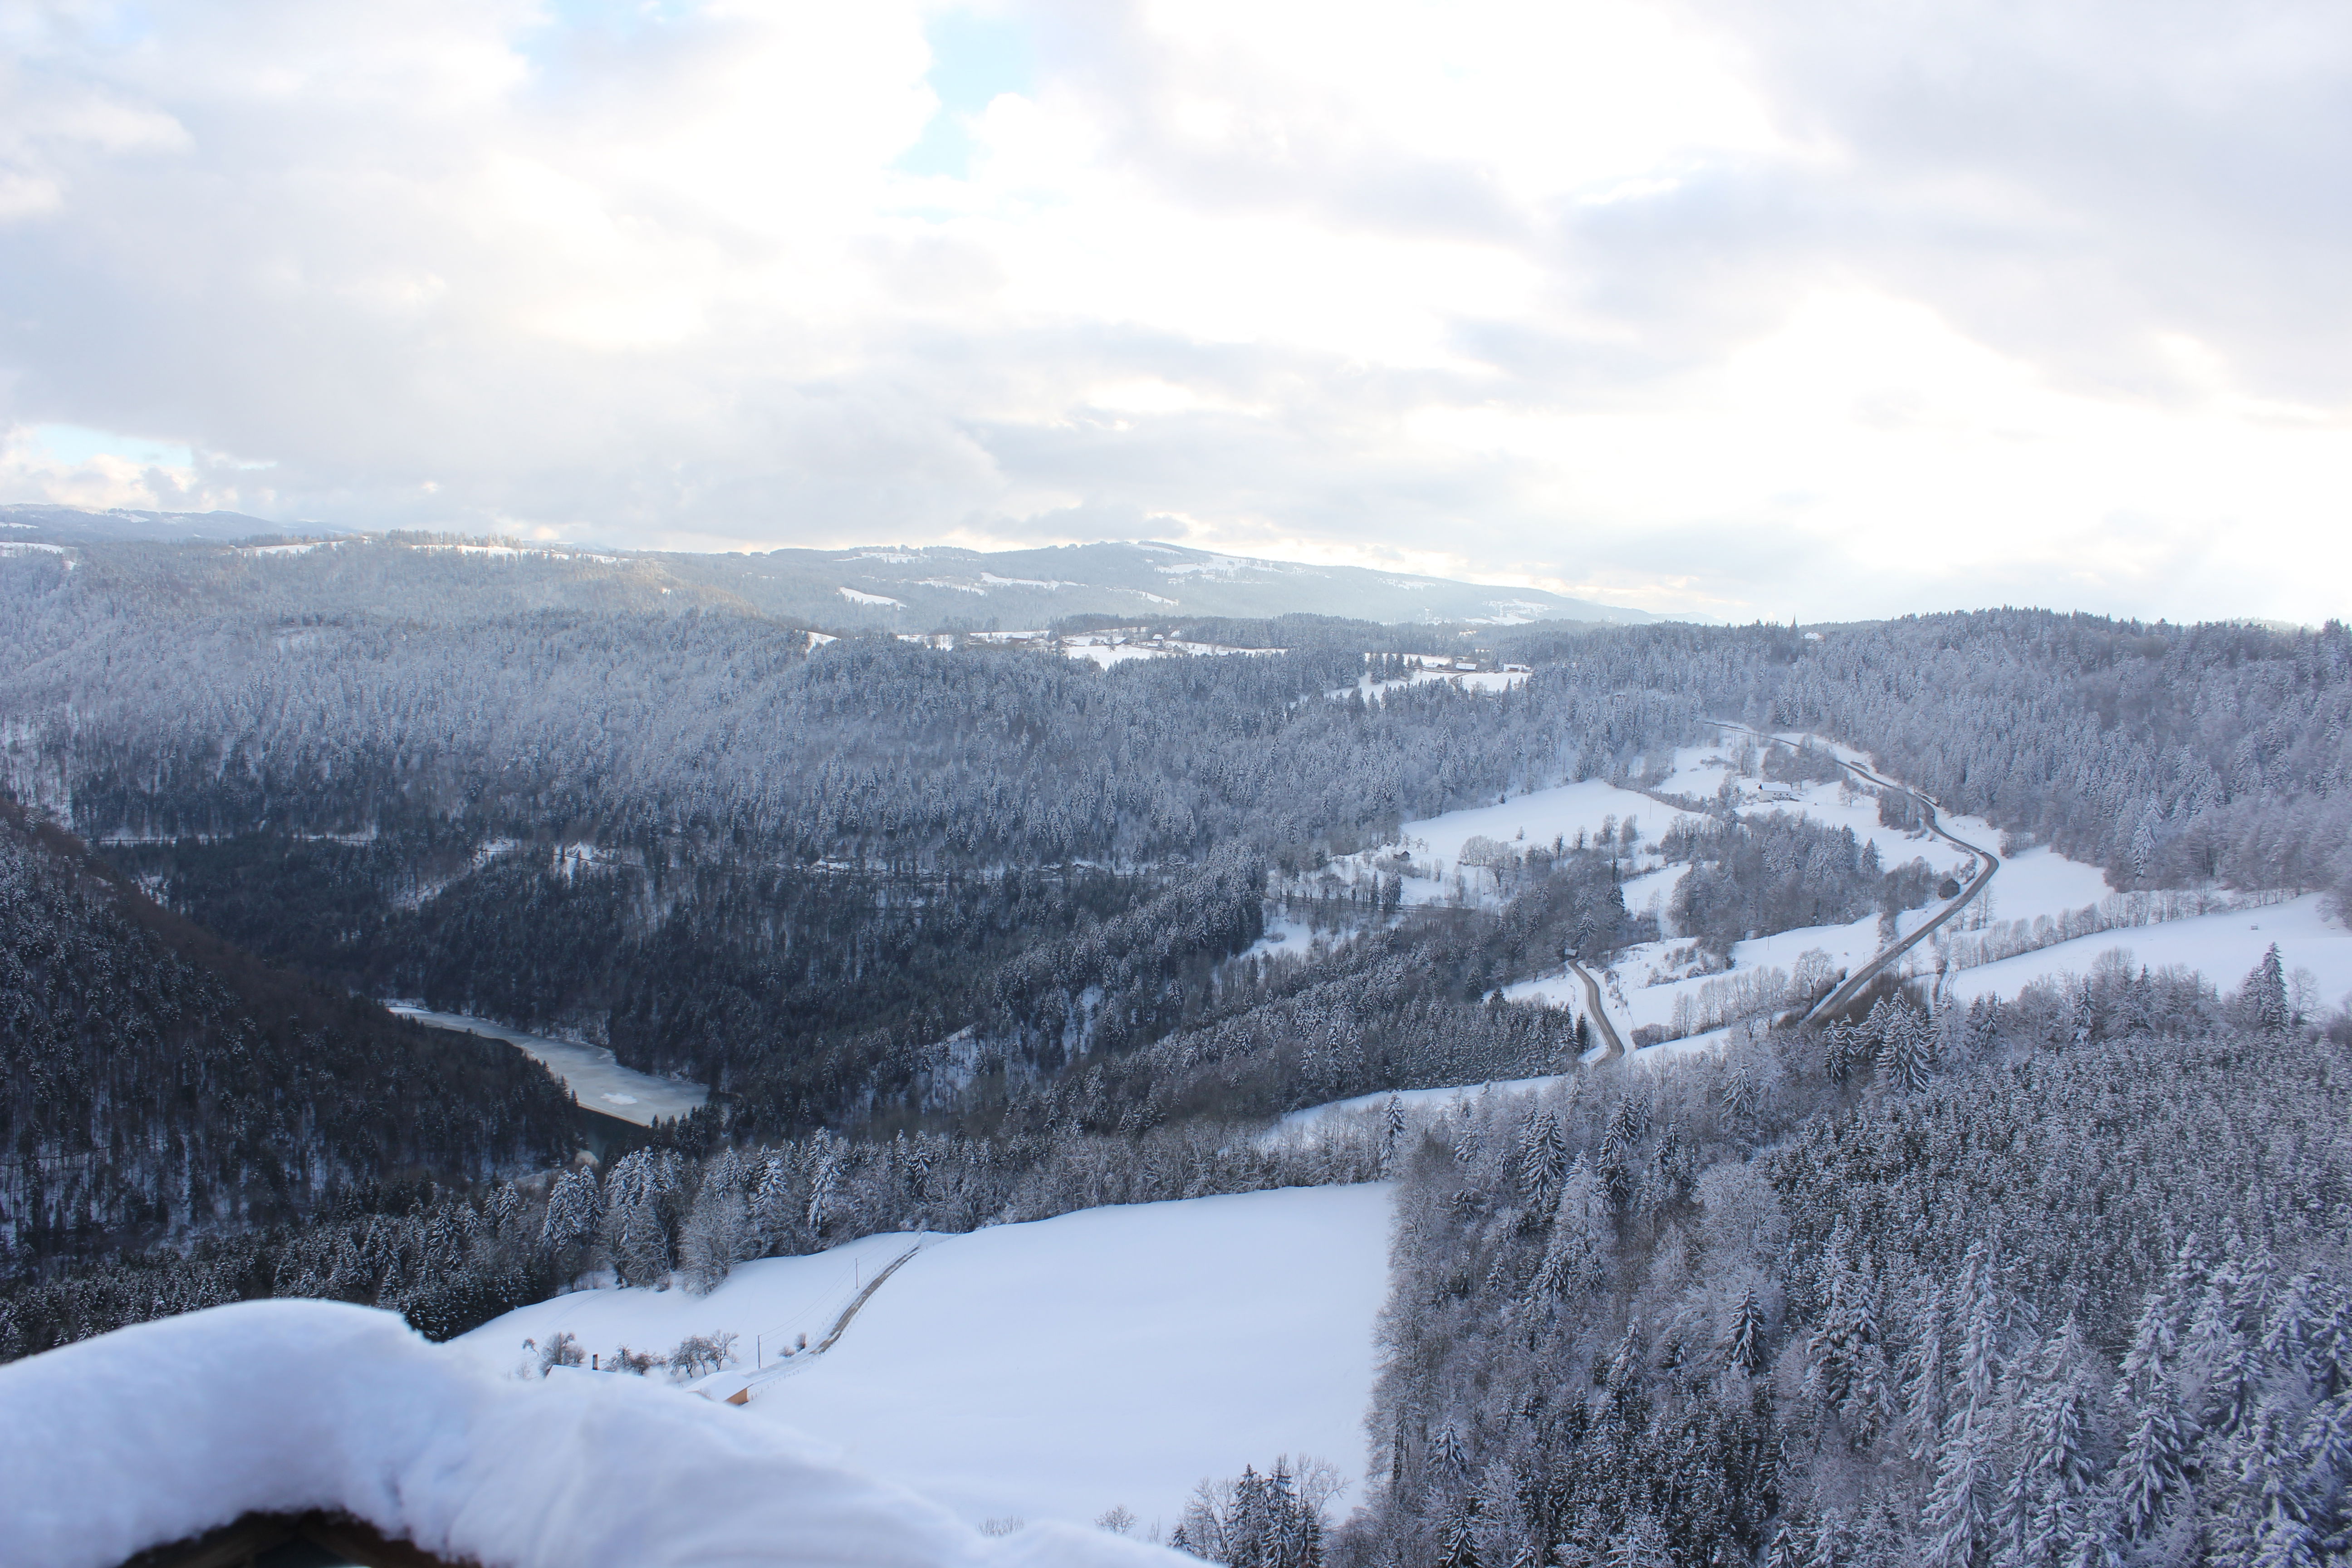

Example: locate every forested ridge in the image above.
[1774,614,2352,893]
[10,544,2347,1150]
[0,802,575,1275]
[3,540,1707,1137]
[13,936,2350,1568]
[1496,612,2352,900]
[5,537,2352,1566]
[1339,959,2352,1568]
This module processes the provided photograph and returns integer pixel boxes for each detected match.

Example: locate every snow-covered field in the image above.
[1060,632,1284,669]
[1277,1078,1560,1137]
[1234,911,1319,964]
[1668,743,1981,881]
[457,1184,1395,1538]
[1946,892,2352,1011]
[944,629,1283,669]
[1305,741,1982,1036]
[1965,843,2115,921]
[1573,737,2338,1047]
[390,1006,708,1126]
[1333,664,1530,701]
[1314,776,1703,911]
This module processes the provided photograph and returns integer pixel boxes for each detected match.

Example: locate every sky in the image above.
[2,0,2348,624]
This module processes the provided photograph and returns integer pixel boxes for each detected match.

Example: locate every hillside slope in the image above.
[0,802,577,1273]
[457,1183,1396,1536]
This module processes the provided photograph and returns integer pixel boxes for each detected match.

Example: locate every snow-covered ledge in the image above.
[0,1300,1189,1568]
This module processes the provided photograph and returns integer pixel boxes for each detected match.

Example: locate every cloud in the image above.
[1700,0,2352,401]
[0,0,2347,623]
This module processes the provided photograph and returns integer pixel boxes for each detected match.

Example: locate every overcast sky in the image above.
[3,1,2348,622]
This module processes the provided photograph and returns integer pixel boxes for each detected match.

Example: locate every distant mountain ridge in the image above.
[689,540,1661,627]
[0,502,339,545]
[0,505,1663,627]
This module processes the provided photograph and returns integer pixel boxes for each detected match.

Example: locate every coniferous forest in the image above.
[5,536,2352,1566]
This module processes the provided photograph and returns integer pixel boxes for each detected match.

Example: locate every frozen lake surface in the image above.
[390,1005,709,1126]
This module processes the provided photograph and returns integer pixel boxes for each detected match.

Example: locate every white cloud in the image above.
[0,0,2346,623]
[0,423,213,512]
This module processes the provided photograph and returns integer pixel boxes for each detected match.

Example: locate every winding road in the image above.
[1563,958,1627,1063]
[1706,721,2000,1024]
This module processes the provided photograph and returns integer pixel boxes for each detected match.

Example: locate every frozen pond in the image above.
[389,1005,709,1127]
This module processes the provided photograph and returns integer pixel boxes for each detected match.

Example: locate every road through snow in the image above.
[1562,959,1624,1061]
[1706,722,2001,1022]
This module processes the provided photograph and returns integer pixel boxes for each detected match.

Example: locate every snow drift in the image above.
[0,1298,1190,1568]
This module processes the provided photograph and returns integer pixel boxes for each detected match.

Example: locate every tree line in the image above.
[1335,951,2352,1567]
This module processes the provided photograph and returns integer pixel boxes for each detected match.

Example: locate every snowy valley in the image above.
[4,534,2351,1568]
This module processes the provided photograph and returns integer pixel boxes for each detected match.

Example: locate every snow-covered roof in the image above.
[0,1300,1188,1568]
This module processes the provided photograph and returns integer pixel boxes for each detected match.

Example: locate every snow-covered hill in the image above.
[456,1183,1396,1539]
[0,501,323,544]
[702,541,1659,628]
